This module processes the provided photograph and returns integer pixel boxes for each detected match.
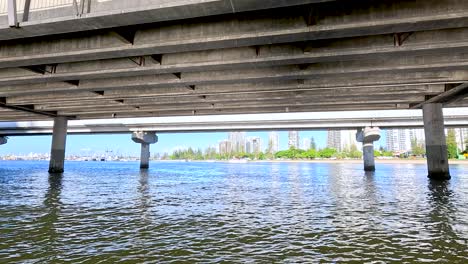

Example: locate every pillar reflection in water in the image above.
[39,173,63,253]
[138,170,151,223]
[426,180,465,256]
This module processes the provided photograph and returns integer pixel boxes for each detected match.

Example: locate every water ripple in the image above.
[0,161,467,263]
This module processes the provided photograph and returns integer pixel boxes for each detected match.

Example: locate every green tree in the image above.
[318,148,337,158]
[410,138,425,156]
[446,129,458,159]
[348,144,362,159]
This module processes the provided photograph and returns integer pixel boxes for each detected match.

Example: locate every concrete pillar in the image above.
[140,143,150,169]
[356,127,380,172]
[423,103,451,180]
[363,142,375,171]
[132,131,158,169]
[49,117,68,173]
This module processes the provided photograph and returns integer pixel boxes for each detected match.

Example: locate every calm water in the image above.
[0,161,467,263]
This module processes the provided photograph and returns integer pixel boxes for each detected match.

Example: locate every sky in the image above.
[0,130,386,156]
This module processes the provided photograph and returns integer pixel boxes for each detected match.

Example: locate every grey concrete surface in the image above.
[0,0,466,122]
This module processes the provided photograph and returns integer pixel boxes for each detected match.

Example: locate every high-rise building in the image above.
[228,131,246,153]
[327,130,360,151]
[246,137,262,154]
[341,130,361,151]
[268,132,279,154]
[454,128,468,151]
[386,129,412,153]
[218,140,232,155]
[288,131,299,149]
[327,130,341,150]
[301,138,311,150]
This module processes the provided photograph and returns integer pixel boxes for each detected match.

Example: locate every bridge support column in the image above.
[132,131,158,169]
[423,103,450,180]
[49,117,68,173]
[363,142,375,171]
[356,127,380,172]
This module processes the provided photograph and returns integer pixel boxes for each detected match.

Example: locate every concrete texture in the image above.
[423,103,451,180]
[132,131,158,169]
[0,0,466,121]
[48,116,67,173]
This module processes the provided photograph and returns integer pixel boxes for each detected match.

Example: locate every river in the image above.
[0,161,467,263]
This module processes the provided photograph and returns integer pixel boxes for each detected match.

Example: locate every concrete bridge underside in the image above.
[0,0,467,121]
[1,0,467,179]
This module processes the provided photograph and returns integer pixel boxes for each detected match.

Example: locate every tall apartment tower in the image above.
[327,130,341,150]
[268,132,279,153]
[288,131,299,149]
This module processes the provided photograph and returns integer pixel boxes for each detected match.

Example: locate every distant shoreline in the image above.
[2,159,467,165]
[248,159,468,165]
[155,159,468,165]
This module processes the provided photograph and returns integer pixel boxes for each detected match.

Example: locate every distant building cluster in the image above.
[219,132,264,155]
[218,130,314,155]
[326,130,361,151]
[386,128,425,153]
[386,128,468,153]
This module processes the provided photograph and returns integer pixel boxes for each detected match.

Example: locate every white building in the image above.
[268,132,279,153]
[218,140,232,155]
[454,128,468,151]
[288,131,299,149]
[228,131,246,153]
[327,130,361,151]
[246,137,262,154]
[301,138,311,150]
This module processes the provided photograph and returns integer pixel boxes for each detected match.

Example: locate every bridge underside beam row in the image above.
[1,0,468,67]
[1,28,468,85]
[0,0,467,122]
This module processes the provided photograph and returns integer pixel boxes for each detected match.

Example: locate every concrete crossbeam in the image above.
[7,81,445,105]
[54,97,424,116]
[0,1,467,69]
[70,104,410,120]
[0,0,333,41]
[1,28,468,85]
[32,93,430,111]
[7,84,444,105]
[1,67,466,97]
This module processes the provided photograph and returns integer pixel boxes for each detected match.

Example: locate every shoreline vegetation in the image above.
[157,159,468,165]
[165,145,468,163]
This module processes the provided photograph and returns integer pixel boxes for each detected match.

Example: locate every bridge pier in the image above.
[423,103,451,180]
[132,131,158,169]
[356,127,381,171]
[49,117,68,173]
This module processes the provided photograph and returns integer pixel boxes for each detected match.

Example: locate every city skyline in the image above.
[2,128,467,157]
[1,130,385,157]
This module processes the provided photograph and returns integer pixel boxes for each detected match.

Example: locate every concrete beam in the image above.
[1,1,468,68]
[1,66,467,97]
[7,84,445,105]
[0,1,334,41]
[411,83,468,109]
[32,93,427,112]
[55,98,419,117]
[71,104,411,120]
[2,108,468,135]
[1,29,468,85]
